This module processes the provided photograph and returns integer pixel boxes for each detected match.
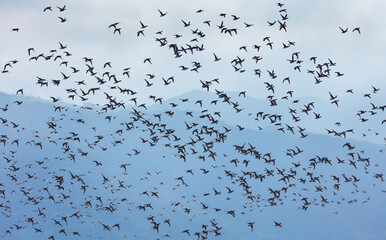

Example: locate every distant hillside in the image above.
[0,91,385,239]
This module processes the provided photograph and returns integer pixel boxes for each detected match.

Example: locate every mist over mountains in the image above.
[0,91,385,239]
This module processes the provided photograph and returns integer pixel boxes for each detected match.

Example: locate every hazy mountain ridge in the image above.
[0,91,385,239]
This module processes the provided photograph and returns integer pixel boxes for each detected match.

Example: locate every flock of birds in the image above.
[1,1,385,239]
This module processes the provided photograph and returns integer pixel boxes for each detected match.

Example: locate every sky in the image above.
[0,0,386,104]
[0,0,385,145]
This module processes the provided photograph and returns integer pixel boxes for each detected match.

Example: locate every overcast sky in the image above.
[0,0,385,105]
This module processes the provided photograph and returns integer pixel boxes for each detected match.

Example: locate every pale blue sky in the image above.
[0,0,385,103]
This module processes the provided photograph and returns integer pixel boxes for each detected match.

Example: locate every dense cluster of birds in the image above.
[1,1,385,239]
